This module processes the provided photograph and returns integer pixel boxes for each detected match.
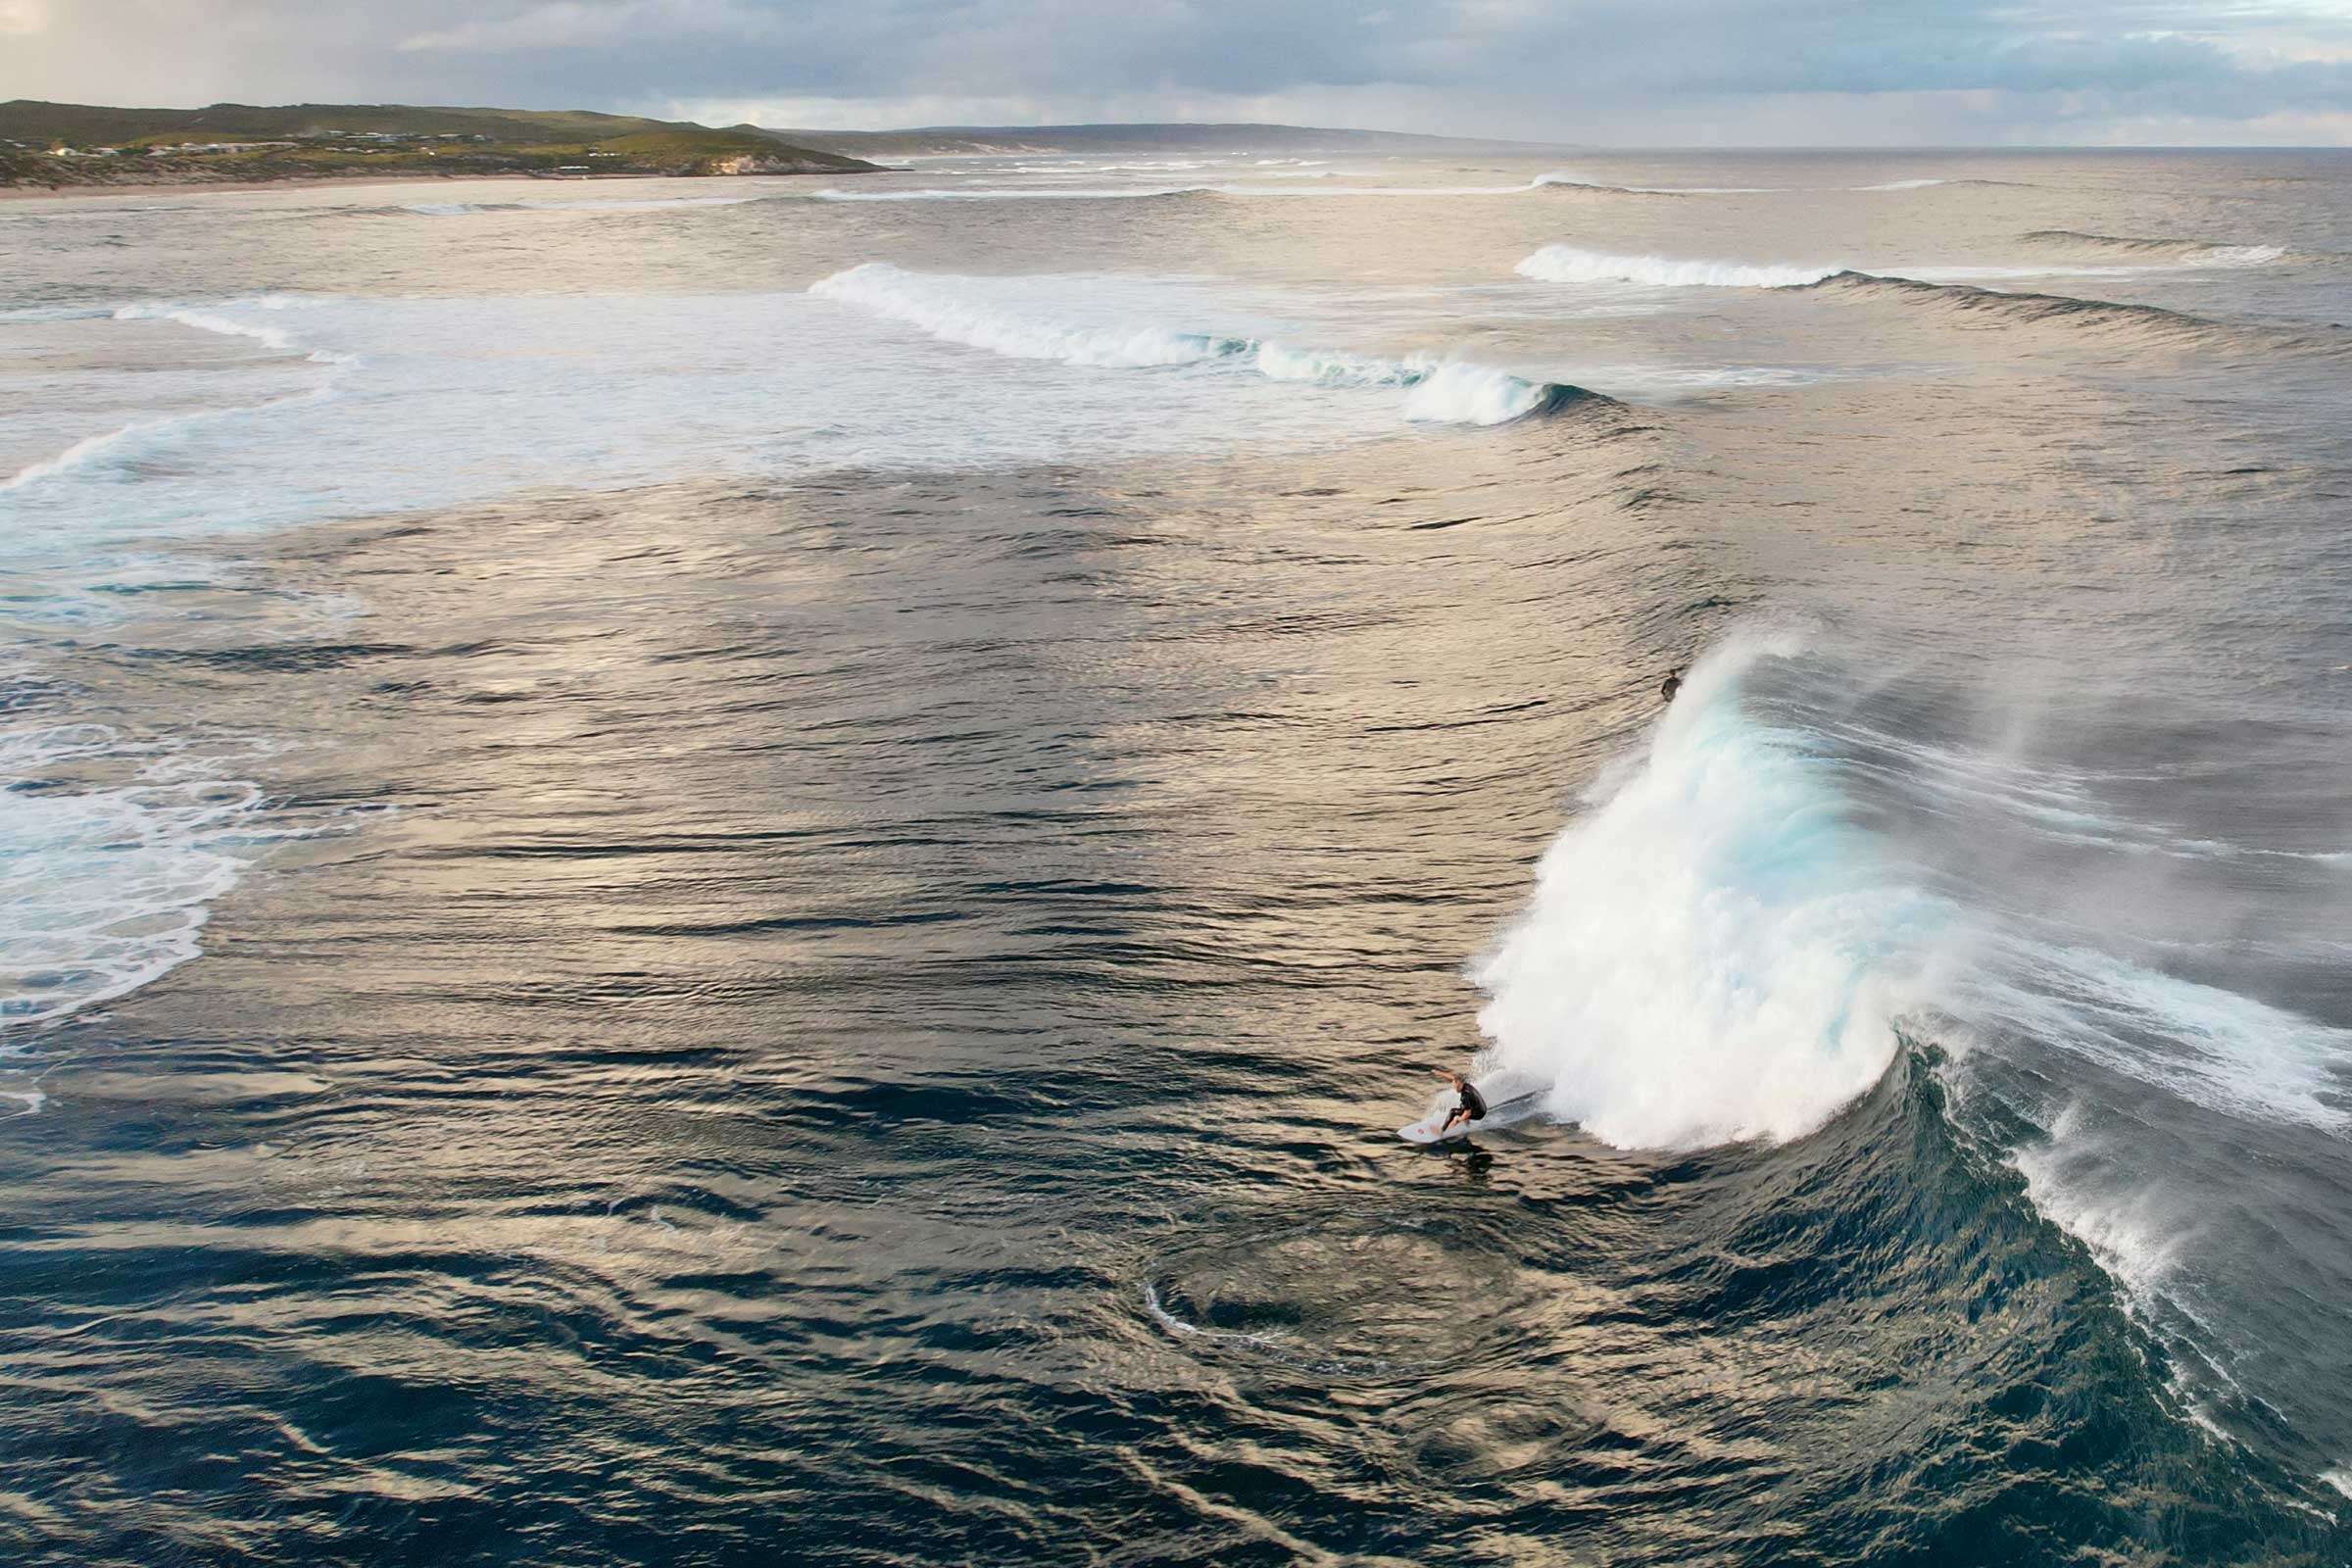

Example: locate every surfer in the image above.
[1661,667,1685,704]
[1434,1068,1487,1136]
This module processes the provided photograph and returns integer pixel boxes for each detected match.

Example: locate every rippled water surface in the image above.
[3,148,2351,1565]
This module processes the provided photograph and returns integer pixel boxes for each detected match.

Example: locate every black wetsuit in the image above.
[1457,1080,1488,1121]
[1661,672,1683,703]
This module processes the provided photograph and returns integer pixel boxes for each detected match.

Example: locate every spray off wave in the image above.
[809,263,1600,426]
[1472,636,1951,1149]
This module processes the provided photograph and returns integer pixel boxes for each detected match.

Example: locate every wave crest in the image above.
[1516,245,1839,289]
[810,263,1604,426]
[1472,634,1951,1149]
[2022,229,2285,267]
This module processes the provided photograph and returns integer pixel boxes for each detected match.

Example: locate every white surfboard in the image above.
[1397,1073,1541,1144]
[1397,1111,1474,1145]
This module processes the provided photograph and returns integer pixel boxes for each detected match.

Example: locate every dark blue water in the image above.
[2,149,2350,1564]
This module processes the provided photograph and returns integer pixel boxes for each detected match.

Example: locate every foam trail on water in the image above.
[1532,170,1780,194]
[115,298,298,352]
[0,727,252,1040]
[0,389,338,501]
[809,263,1241,368]
[1472,634,1951,1148]
[113,295,356,365]
[809,263,1586,426]
[1517,246,1843,289]
[1516,246,2282,298]
[0,425,137,493]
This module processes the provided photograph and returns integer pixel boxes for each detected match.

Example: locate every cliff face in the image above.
[712,153,861,175]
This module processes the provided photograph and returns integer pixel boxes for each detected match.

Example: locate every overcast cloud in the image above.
[4,0,2351,144]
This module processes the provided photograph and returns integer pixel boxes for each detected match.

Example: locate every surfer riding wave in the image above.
[1435,1068,1487,1136]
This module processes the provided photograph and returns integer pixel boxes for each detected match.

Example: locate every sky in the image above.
[5,0,2352,145]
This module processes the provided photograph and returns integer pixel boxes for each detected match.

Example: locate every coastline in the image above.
[0,168,877,204]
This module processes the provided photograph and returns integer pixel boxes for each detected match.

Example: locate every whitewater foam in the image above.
[115,298,300,353]
[0,727,253,1038]
[1971,940,2352,1132]
[813,174,1611,204]
[1531,170,1776,194]
[0,388,340,504]
[1516,246,1842,289]
[2020,231,2287,269]
[810,263,1583,426]
[1472,634,1953,1148]
[811,185,1208,202]
[114,295,356,366]
[0,425,138,494]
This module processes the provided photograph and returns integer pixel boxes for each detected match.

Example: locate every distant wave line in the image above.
[808,261,1607,426]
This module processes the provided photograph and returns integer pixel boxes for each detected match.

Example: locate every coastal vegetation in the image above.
[0,101,883,187]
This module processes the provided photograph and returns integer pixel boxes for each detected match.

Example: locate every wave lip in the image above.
[809,262,1602,426]
[2022,229,2286,268]
[1804,269,2332,354]
[0,425,139,494]
[1531,171,1776,195]
[1517,245,1840,289]
[111,293,356,366]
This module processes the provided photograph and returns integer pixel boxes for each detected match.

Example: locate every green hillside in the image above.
[0,101,883,187]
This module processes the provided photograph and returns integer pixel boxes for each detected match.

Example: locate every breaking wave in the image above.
[810,173,1675,204]
[1471,634,1950,1148]
[1854,177,2034,191]
[3,295,356,500]
[809,263,1604,425]
[1516,245,1839,289]
[2022,229,2287,267]
[809,185,1214,203]
[0,727,264,1037]
[1509,248,2333,354]
[1807,270,2342,354]
[1530,171,1778,195]
[113,294,356,366]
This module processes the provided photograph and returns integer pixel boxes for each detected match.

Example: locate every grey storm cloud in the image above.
[4,0,2350,141]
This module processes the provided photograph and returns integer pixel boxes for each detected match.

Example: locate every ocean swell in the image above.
[810,263,1602,426]
[2021,229,2287,267]
[1806,270,2332,354]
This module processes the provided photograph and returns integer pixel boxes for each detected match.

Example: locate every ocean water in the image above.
[2,147,2350,1565]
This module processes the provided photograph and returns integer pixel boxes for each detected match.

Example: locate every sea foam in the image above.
[1516,246,1842,289]
[810,263,1582,425]
[1472,634,1952,1148]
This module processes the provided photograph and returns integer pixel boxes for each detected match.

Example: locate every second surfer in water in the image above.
[1435,1068,1488,1136]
